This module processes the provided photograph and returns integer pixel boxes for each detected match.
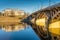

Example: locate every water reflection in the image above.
[0,23,27,32]
[0,9,40,40]
[0,22,40,40]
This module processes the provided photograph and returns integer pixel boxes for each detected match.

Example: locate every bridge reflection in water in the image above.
[0,3,60,40]
[22,3,60,40]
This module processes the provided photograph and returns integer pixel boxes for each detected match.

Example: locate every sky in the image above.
[0,0,60,13]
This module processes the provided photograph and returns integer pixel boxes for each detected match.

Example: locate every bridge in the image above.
[0,2,60,40]
[22,3,60,40]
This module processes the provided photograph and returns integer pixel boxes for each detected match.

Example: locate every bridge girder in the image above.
[22,3,60,40]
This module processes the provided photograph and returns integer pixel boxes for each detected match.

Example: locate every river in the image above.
[0,23,40,40]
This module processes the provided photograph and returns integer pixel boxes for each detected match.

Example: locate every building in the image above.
[1,8,27,18]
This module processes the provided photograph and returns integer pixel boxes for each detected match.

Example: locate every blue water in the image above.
[0,26,40,40]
